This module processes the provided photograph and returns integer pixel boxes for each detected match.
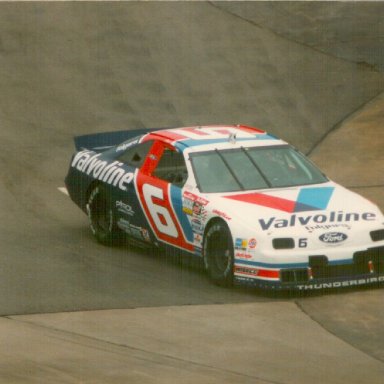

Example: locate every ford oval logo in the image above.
[319,232,348,244]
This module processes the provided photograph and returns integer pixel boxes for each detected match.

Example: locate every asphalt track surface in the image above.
[0,2,384,383]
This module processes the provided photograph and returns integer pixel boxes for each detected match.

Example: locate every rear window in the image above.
[117,140,153,168]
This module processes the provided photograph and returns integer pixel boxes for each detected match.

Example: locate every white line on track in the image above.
[58,187,69,196]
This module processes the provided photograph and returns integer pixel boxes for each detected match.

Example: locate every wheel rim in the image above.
[209,231,231,274]
[213,247,230,273]
[92,195,110,232]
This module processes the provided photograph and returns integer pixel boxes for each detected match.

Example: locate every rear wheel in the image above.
[203,221,234,287]
[86,185,121,245]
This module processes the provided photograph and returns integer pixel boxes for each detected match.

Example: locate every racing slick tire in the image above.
[203,220,234,287]
[86,184,121,245]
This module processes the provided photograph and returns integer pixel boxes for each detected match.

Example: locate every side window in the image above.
[117,140,153,168]
[152,148,188,187]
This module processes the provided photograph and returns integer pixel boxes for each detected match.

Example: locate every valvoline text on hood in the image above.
[258,211,377,231]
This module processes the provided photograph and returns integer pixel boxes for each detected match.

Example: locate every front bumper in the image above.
[234,245,384,290]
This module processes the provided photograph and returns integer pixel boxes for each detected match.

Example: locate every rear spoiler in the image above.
[74,128,164,152]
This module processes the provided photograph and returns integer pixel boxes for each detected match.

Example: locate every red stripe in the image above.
[237,125,265,134]
[141,132,183,145]
[258,269,280,279]
[180,127,210,136]
[234,266,280,279]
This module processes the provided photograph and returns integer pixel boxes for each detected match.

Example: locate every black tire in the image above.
[203,221,234,287]
[86,185,121,245]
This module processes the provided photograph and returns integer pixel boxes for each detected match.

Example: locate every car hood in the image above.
[206,182,384,235]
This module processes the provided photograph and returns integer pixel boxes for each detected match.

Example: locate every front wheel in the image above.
[86,185,121,245]
[203,221,234,287]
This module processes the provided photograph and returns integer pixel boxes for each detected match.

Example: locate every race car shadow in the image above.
[110,237,384,301]
[249,281,384,300]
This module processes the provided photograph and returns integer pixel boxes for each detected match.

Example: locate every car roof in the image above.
[145,125,285,152]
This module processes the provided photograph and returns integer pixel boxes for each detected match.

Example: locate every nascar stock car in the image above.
[65,125,384,290]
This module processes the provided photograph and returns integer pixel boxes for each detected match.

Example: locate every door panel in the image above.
[135,139,194,252]
[135,172,194,252]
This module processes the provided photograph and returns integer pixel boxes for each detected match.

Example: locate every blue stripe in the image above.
[296,187,334,211]
[235,259,308,269]
[174,134,277,151]
[235,257,354,269]
[169,185,194,242]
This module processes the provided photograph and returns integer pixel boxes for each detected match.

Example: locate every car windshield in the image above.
[190,145,328,193]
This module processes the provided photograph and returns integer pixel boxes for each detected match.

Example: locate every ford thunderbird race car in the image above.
[65,125,384,290]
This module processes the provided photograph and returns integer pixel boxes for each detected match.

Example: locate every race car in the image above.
[65,125,384,290]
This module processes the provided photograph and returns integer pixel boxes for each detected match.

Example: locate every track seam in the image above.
[208,2,384,158]
[306,90,384,156]
[294,301,384,365]
[347,184,384,189]
[208,1,383,72]
[4,315,283,384]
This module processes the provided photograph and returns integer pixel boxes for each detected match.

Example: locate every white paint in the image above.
[58,187,69,196]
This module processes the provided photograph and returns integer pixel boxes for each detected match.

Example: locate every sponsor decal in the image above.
[191,218,204,234]
[194,245,203,256]
[235,251,253,260]
[225,187,334,213]
[116,138,139,152]
[297,276,384,290]
[258,211,376,231]
[182,191,208,235]
[116,201,135,216]
[71,150,134,191]
[182,202,193,215]
[118,218,151,242]
[129,224,145,240]
[194,233,202,243]
[182,193,208,217]
[183,191,209,206]
[141,228,151,242]
[193,202,203,215]
[304,223,351,233]
[212,209,231,221]
[193,233,203,248]
[234,266,259,276]
[248,238,257,249]
[234,266,280,279]
[319,232,348,244]
[235,238,248,250]
[117,218,131,233]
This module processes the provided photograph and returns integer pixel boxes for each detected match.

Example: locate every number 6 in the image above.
[298,238,308,248]
[142,184,178,238]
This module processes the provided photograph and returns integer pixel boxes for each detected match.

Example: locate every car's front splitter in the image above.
[234,273,384,291]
